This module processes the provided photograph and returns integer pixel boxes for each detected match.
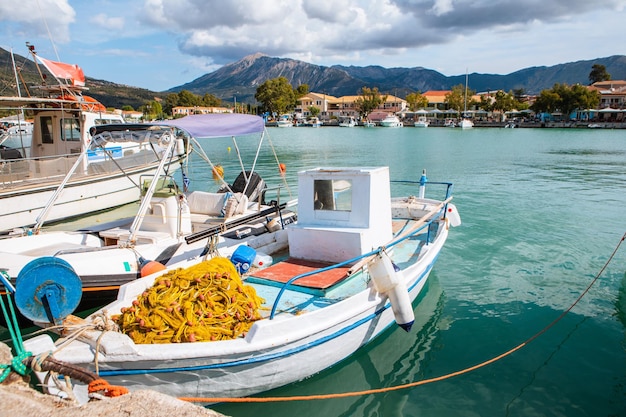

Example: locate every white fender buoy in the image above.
[176,138,186,156]
[445,203,461,227]
[368,250,415,331]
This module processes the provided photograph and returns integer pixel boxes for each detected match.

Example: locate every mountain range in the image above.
[170,53,626,104]
[2,47,626,109]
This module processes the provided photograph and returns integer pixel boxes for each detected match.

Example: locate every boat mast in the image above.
[10,48,29,152]
[464,68,468,115]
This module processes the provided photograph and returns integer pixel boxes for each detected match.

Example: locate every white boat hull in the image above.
[0,164,171,233]
[26,224,446,402]
[21,166,460,403]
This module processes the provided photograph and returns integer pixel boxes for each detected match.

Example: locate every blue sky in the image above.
[1,0,625,92]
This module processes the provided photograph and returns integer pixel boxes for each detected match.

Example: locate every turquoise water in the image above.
[4,126,626,416]
[209,127,626,417]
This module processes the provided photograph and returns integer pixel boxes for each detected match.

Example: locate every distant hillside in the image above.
[171,53,626,103]
[0,48,164,109]
[3,46,626,108]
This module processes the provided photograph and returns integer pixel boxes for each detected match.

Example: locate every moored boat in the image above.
[20,166,460,403]
[414,116,429,128]
[338,116,357,127]
[0,114,295,307]
[380,114,403,127]
[0,46,187,234]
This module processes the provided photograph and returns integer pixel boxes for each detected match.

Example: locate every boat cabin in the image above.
[30,108,125,159]
[288,167,393,264]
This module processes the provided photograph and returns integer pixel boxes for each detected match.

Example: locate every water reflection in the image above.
[214,275,445,417]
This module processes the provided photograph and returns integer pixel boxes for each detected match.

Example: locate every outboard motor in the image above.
[220,171,267,205]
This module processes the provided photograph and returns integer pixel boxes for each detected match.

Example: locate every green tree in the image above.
[255,77,296,116]
[444,84,466,112]
[308,106,320,118]
[512,88,526,103]
[492,90,517,113]
[163,93,179,116]
[553,83,600,116]
[531,89,560,114]
[353,87,386,118]
[531,83,600,116]
[177,90,200,107]
[201,93,221,107]
[140,100,163,120]
[121,105,134,111]
[589,64,611,84]
[405,92,428,111]
[295,84,309,99]
[479,94,493,112]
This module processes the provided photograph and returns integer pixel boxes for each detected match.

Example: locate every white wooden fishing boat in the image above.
[0,47,187,234]
[0,114,295,305]
[20,165,460,404]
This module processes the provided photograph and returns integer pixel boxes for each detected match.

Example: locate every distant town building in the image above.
[296,93,406,120]
[121,110,143,121]
[589,80,626,109]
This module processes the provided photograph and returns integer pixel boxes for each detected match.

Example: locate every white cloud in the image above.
[430,0,454,16]
[1,0,625,91]
[90,13,125,31]
[0,0,75,43]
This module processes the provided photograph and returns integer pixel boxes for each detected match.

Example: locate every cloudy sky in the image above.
[1,0,625,92]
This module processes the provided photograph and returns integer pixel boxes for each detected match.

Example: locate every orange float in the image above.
[212,165,224,181]
[279,163,286,176]
[55,94,107,112]
[140,261,166,277]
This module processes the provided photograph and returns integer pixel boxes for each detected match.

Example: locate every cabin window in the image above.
[40,116,54,144]
[313,179,352,211]
[61,117,81,142]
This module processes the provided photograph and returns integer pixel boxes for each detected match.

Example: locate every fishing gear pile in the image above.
[114,257,265,344]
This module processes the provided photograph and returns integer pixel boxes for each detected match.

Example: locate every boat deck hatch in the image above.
[248,258,350,295]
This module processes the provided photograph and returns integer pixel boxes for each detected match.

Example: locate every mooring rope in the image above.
[179,231,626,404]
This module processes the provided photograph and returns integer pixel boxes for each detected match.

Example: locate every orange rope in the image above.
[179,232,626,404]
[88,378,129,397]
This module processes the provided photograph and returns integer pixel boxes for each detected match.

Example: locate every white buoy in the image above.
[445,203,462,227]
[368,250,415,331]
[176,138,186,156]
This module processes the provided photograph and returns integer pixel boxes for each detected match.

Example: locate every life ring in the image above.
[55,94,107,112]
[279,163,286,176]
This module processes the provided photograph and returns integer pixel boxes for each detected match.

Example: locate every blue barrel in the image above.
[15,257,82,323]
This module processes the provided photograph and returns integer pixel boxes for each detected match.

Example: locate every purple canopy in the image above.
[157,113,265,138]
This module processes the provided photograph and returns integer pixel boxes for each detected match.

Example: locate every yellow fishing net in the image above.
[114,257,265,344]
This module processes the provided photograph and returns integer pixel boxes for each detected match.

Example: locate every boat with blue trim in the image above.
[21,166,460,403]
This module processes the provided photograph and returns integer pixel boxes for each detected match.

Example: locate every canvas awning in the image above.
[157,113,265,138]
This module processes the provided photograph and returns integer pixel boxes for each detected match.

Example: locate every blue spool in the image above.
[14,257,82,323]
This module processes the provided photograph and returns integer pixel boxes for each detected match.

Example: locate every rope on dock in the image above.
[179,231,626,404]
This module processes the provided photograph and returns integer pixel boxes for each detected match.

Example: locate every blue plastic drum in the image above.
[15,257,82,323]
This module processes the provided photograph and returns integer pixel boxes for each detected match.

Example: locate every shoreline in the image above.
[0,341,226,417]
[266,121,626,129]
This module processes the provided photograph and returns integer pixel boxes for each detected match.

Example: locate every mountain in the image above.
[0,48,164,109]
[170,53,626,103]
[3,46,626,108]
